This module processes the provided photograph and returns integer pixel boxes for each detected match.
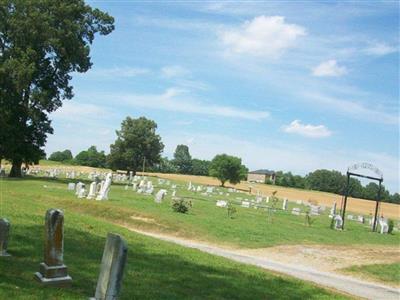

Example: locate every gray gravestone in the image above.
[0,218,11,256]
[34,209,72,286]
[92,233,128,300]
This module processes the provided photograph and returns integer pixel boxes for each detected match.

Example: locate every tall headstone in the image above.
[96,173,112,201]
[154,189,167,203]
[87,182,97,200]
[35,209,72,286]
[91,233,128,300]
[282,198,288,210]
[330,202,337,216]
[0,218,11,256]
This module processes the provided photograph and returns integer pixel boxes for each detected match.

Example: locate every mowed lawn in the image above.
[0,178,351,299]
[2,176,399,249]
[342,263,400,285]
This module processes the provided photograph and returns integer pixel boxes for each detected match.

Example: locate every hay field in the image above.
[140,172,400,220]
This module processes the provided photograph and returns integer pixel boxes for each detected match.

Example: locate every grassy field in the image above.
[0,177,351,299]
[1,176,398,250]
[342,263,400,285]
[141,172,400,220]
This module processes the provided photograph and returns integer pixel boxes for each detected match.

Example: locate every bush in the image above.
[388,219,394,234]
[172,198,192,214]
[227,202,237,219]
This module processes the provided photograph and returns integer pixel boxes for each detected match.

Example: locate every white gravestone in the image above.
[155,189,167,203]
[96,173,112,201]
[216,200,228,208]
[87,182,97,200]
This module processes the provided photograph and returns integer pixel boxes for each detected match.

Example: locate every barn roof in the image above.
[248,169,275,175]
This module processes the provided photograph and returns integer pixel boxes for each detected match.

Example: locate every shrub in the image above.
[227,202,237,219]
[172,198,192,214]
[388,219,394,234]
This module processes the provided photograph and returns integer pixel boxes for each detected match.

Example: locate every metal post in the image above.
[341,173,350,230]
[372,180,382,232]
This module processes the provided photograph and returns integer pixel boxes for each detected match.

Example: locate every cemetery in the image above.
[1,1,398,299]
[0,161,399,299]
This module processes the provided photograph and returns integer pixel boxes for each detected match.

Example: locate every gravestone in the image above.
[87,182,97,200]
[241,201,250,208]
[91,233,128,300]
[172,190,176,197]
[67,183,76,191]
[0,218,11,256]
[291,208,301,216]
[75,182,84,196]
[216,200,228,208]
[282,198,288,210]
[334,215,343,230]
[379,218,389,234]
[77,184,86,199]
[34,209,72,286]
[154,189,167,203]
[96,173,112,201]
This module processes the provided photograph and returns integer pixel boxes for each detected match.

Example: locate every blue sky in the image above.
[46,1,399,192]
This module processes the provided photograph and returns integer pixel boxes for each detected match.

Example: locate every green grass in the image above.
[2,176,399,250]
[0,177,350,299]
[342,263,400,285]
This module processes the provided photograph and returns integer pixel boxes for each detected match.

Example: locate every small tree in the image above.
[209,154,247,187]
[173,144,192,174]
[172,198,192,214]
[227,202,237,219]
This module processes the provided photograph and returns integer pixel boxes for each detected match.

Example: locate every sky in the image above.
[46,1,399,192]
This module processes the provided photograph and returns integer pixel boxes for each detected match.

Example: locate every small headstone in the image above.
[91,233,128,300]
[241,201,250,208]
[291,208,301,216]
[34,209,72,286]
[334,215,343,230]
[216,200,228,208]
[67,183,76,191]
[155,189,167,203]
[0,218,11,256]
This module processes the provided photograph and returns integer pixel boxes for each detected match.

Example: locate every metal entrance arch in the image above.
[341,163,383,231]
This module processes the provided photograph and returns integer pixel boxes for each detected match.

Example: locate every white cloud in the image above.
[82,67,150,79]
[117,88,269,121]
[219,15,306,57]
[283,120,332,138]
[364,43,397,56]
[52,101,112,122]
[304,92,398,125]
[312,60,347,77]
[161,65,190,78]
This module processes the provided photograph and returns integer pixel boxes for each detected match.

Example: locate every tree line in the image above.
[48,117,399,204]
[273,170,400,204]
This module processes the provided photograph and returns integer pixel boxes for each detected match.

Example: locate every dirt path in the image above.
[121,225,399,300]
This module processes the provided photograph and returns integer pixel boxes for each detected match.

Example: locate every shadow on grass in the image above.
[0,222,341,300]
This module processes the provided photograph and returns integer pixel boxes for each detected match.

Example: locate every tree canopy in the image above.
[107,117,164,173]
[0,0,114,176]
[75,146,106,168]
[173,144,193,174]
[48,149,73,162]
[209,154,247,186]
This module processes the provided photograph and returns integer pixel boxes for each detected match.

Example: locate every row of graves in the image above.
[0,209,128,299]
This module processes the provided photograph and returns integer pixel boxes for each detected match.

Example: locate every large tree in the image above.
[173,144,192,174]
[108,117,164,173]
[0,0,114,176]
[209,154,247,187]
[75,146,106,168]
[48,149,73,162]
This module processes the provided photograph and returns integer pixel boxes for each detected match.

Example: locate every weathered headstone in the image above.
[0,218,11,256]
[91,233,128,300]
[334,215,343,230]
[282,198,288,210]
[35,209,72,286]
[67,183,76,191]
[291,208,301,216]
[154,189,167,203]
[87,182,97,200]
[96,173,112,201]
[216,200,228,208]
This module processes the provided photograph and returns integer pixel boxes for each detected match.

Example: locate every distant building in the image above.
[247,169,276,184]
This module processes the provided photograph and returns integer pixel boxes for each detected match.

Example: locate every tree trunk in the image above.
[9,160,22,177]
